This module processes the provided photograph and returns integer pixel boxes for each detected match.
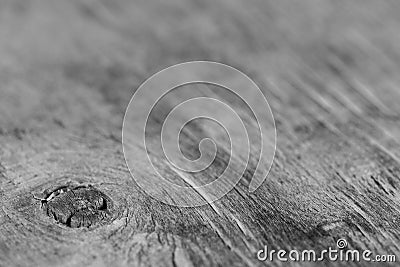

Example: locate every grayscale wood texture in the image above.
[0,0,400,266]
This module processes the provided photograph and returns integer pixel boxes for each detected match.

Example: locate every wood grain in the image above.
[1,0,400,266]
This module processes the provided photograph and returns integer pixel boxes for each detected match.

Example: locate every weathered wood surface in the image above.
[1,0,400,266]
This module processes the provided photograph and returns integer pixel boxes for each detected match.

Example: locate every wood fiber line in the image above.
[0,0,400,266]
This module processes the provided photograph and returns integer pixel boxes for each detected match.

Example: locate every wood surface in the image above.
[1,0,400,266]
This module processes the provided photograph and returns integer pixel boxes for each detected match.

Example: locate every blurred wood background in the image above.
[1,0,400,266]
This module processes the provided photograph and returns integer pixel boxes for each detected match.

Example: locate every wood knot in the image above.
[38,185,112,228]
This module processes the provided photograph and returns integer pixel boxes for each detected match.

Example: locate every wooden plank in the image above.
[0,0,400,266]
